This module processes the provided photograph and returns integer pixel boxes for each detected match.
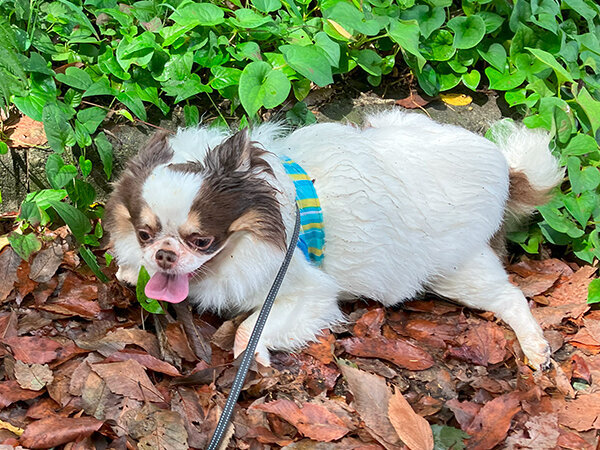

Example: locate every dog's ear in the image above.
[127,130,174,177]
[206,128,272,175]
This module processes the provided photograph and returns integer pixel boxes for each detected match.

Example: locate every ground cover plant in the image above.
[1,0,600,447]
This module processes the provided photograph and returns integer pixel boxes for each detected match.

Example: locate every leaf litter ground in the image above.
[0,226,598,449]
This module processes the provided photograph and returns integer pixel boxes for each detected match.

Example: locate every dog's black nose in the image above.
[155,249,177,270]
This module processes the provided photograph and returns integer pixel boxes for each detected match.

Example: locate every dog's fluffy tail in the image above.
[491,121,564,219]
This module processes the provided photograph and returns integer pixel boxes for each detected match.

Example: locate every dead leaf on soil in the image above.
[6,115,47,148]
[446,321,507,366]
[545,266,597,306]
[254,399,351,442]
[338,361,402,449]
[504,413,560,449]
[29,243,64,283]
[135,408,189,450]
[556,392,600,432]
[340,336,434,370]
[0,247,20,302]
[14,360,53,391]
[19,416,103,449]
[395,90,430,109]
[0,380,42,408]
[3,336,62,364]
[304,330,335,364]
[388,388,433,450]
[76,327,160,357]
[90,359,164,403]
[104,349,181,377]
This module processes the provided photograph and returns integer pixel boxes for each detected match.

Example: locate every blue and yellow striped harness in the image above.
[280,156,325,267]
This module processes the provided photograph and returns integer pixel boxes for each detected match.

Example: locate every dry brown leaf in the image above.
[29,243,64,283]
[532,302,590,329]
[254,399,351,442]
[464,391,522,449]
[0,380,42,408]
[556,392,600,431]
[388,388,433,450]
[504,413,560,449]
[338,362,402,449]
[81,370,122,420]
[402,318,462,348]
[14,360,53,391]
[3,336,62,364]
[395,90,430,109]
[446,399,482,430]
[7,115,47,147]
[165,322,198,362]
[90,359,164,403]
[76,327,160,357]
[136,409,189,450]
[304,330,336,364]
[104,349,181,377]
[340,336,434,370]
[446,321,507,366]
[546,266,597,306]
[353,308,385,338]
[0,247,20,302]
[19,416,103,448]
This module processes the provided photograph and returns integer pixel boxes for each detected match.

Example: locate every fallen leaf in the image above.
[104,349,181,377]
[20,416,103,448]
[504,413,560,449]
[7,115,47,147]
[304,330,335,364]
[556,392,600,431]
[446,321,507,366]
[445,399,482,430]
[3,336,62,364]
[0,247,20,302]
[402,318,462,348]
[29,243,64,283]
[571,354,591,384]
[532,303,590,329]
[395,90,430,109]
[254,399,351,442]
[464,391,522,449]
[353,308,385,338]
[14,360,53,391]
[509,271,560,298]
[171,387,208,449]
[340,336,434,370]
[90,359,164,403]
[136,409,189,450]
[76,327,160,357]
[338,361,402,449]
[81,370,122,420]
[557,430,595,449]
[440,93,472,106]
[0,380,42,408]
[0,419,24,436]
[165,322,197,362]
[546,266,597,306]
[388,388,434,450]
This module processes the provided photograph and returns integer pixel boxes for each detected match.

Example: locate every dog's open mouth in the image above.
[145,272,190,303]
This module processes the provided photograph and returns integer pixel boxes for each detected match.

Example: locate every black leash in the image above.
[207,205,301,450]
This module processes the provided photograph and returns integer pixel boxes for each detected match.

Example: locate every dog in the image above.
[104,109,564,370]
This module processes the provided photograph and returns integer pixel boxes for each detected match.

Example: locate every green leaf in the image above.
[116,92,147,121]
[162,73,212,103]
[526,47,575,84]
[79,155,92,178]
[588,278,600,304]
[538,204,585,238]
[184,104,200,127]
[210,66,242,90]
[388,19,425,69]
[462,70,481,90]
[323,2,382,36]
[94,132,113,180]
[553,105,572,143]
[567,156,600,194]
[170,2,224,27]
[401,5,445,39]
[485,67,526,90]
[563,191,597,228]
[42,103,75,153]
[230,8,273,28]
[447,15,486,49]
[421,29,455,61]
[55,67,92,90]
[479,11,504,33]
[353,49,383,76]
[79,246,109,282]
[280,45,333,87]
[416,64,440,96]
[116,32,157,71]
[431,424,469,450]
[55,0,100,39]
[76,107,107,134]
[252,0,281,13]
[239,61,291,116]
[286,101,316,126]
[478,43,507,72]
[48,200,92,243]
[314,32,341,68]
[575,87,600,135]
[46,154,77,189]
[0,142,7,155]
[563,133,599,157]
[137,266,165,314]
[8,233,41,261]
[24,189,68,211]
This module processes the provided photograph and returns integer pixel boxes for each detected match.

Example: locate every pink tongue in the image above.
[145,272,190,303]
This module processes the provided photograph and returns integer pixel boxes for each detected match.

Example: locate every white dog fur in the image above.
[107,109,564,369]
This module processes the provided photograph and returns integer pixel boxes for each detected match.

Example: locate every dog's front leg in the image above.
[232,281,343,366]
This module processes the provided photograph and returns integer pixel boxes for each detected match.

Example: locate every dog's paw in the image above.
[116,265,139,285]
[522,339,552,371]
[233,323,271,366]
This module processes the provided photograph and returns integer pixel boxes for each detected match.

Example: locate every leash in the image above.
[207,205,301,450]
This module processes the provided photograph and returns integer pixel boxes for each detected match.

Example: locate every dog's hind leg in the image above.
[426,245,551,370]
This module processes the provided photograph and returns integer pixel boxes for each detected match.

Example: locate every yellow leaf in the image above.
[327,19,353,40]
[440,93,473,106]
[0,419,24,436]
[0,234,9,251]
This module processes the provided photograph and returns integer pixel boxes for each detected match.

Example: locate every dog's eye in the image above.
[138,230,152,242]
[189,235,214,251]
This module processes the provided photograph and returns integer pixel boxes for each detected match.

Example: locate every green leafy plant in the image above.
[1,0,600,271]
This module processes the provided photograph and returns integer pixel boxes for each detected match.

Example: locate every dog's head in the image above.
[104,129,285,303]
